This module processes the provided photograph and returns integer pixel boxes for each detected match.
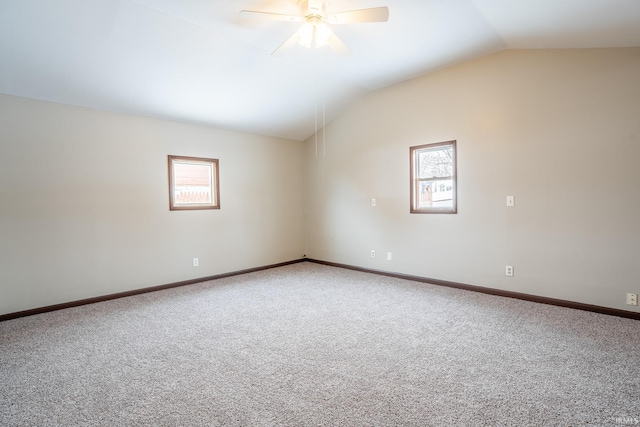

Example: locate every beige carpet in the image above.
[1,262,639,426]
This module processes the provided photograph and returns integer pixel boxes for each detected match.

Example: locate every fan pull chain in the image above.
[322,47,326,158]
[322,94,326,158]
[312,47,327,158]
[313,46,319,158]
[314,94,318,157]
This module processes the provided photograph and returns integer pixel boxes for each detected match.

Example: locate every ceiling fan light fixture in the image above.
[298,22,332,49]
[241,1,387,56]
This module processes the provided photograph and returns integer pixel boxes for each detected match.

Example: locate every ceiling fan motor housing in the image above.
[242,1,387,55]
[298,0,327,18]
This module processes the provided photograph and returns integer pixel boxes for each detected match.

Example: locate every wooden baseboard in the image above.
[3,258,637,322]
[0,259,306,322]
[306,259,640,321]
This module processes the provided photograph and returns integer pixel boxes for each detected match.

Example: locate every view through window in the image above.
[168,155,219,210]
[410,141,457,214]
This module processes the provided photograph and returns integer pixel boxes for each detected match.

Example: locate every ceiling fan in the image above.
[240,0,389,56]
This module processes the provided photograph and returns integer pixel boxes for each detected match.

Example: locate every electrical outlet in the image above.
[371,198,376,207]
[387,252,392,261]
[193,258,199,267]
[505,265,514,277]
[506,196,515,207]
[370,250,376,258]
[627,293,638,306]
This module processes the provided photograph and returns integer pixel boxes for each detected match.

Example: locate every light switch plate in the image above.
[506,196,515,207]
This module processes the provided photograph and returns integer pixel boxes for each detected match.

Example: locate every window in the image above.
[410,140,457,214]
[168,155,219,210]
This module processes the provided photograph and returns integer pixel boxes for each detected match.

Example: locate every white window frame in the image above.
[168,155,220,211]
[410,140,457,214]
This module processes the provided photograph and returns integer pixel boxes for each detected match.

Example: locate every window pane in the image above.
[418,179,454,209]
[417,145,453,179]
[174,161,213,205]
[168,155,220,210]
[410,141,456,214]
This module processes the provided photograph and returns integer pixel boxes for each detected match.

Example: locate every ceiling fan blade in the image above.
[239,10,302,22]
[328,7,389,24]
[272,31,300,56]
[326,34,351,58]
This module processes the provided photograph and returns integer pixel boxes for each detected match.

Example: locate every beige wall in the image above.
[2,48,639,317]
[0,95,305,315]
[304,48,640,312]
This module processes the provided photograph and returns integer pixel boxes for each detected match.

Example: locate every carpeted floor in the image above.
[1,262,639,426]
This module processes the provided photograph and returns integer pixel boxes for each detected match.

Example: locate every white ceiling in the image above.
[1,0,640,141]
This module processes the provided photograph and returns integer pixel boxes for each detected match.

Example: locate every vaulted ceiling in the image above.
[1,0,640,141]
